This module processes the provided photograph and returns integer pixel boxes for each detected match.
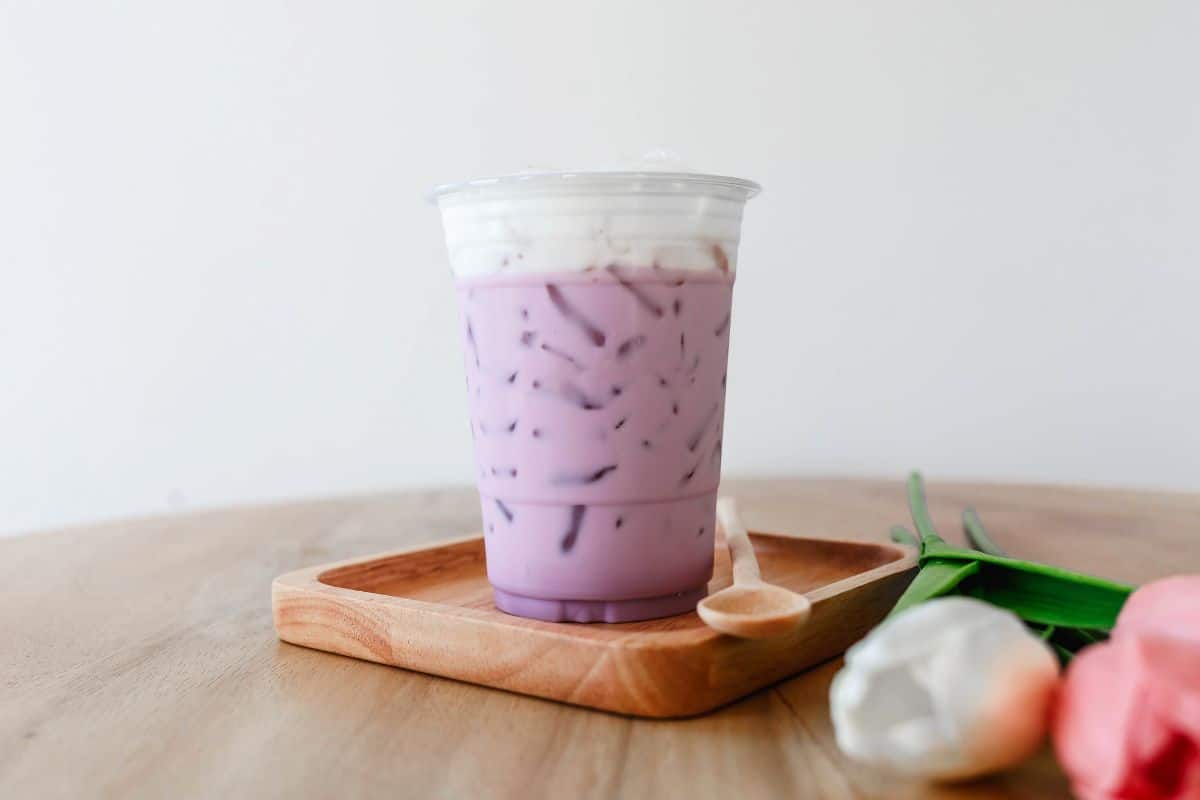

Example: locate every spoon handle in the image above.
[717,497,761,586]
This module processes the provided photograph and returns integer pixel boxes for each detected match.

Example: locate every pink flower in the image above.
[1054,576,1200,800]
[1115,575,1200,642]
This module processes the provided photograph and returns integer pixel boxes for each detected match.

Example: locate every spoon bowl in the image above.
[696,497,813,639]
[697,582,812,639]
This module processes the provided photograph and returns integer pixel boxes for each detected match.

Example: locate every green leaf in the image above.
[890,526,919,546]
[962,507,1006,556]
[921,539,1132,629]
[889,470,1134,632]
[889,557,981,618]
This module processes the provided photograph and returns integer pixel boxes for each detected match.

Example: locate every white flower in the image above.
[829,597,1060,781]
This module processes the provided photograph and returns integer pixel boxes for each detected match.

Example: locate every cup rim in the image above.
[430,170,762,203]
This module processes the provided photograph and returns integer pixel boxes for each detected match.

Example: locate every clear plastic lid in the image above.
[431,170,761,204]
[431,163,760,278]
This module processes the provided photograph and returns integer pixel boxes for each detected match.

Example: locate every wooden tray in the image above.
[272,531,917,718]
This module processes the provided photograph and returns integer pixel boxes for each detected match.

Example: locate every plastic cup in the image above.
[433,171,759,622]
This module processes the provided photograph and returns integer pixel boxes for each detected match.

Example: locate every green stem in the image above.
[907,471,944,545]
[963,507,1006,556]
[1050,641,1075,664]
[890,526,919,546]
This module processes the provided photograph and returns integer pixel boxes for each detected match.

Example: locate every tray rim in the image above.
[272,531,918,651]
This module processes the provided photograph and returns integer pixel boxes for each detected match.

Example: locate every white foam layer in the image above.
[433,172,758,279]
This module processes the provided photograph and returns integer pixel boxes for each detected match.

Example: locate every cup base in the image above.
[492,585,708,623]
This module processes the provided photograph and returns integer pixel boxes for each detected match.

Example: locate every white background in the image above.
[3,1,1198,537]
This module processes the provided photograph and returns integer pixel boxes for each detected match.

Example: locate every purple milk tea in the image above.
[434,171,759,622]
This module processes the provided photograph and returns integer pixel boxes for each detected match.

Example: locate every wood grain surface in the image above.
[272,533,915,716]
[4,478,1199,799]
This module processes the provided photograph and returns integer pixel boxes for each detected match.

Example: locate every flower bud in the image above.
[830,596,1060,780]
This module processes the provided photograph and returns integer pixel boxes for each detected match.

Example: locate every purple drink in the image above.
[434,171,759,622]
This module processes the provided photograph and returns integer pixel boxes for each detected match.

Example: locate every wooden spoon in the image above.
[697,497,813,638]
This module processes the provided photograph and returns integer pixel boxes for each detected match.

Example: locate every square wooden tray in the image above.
[272,531,917,718]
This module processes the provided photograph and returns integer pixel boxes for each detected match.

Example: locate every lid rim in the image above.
[430,170,762,201]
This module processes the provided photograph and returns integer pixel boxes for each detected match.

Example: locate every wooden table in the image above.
[4,479,1198,799]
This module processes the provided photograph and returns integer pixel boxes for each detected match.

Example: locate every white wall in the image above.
[3,1,1198,537]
